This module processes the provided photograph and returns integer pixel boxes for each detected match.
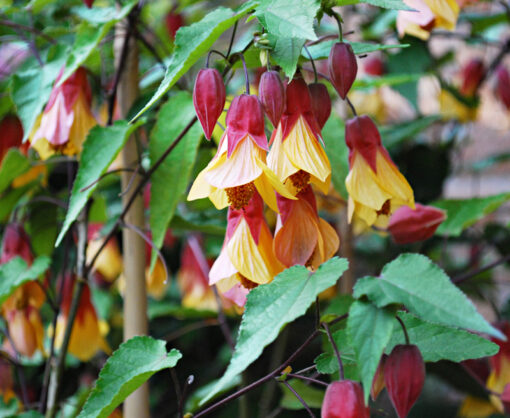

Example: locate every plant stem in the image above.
[453,253,510,284]
[322,322,344,380]
[303,45,318,83]
[396,315,410,345]
[281,380,315,417]
[286,373,328,387]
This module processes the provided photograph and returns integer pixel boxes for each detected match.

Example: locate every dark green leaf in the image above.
[26,201,58,256]
[78,336,182,418]
[0,149,30,194]
[202,257,348,404]
[322,113,348,198]
[353,253,504,339]
[270,36,306,79]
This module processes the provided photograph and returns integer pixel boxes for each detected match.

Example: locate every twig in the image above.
[170,369,183,418]
[180,375,194,416]
[0,19,57,44]
[212,285,235,350]
[322,322,344,380]
[80,168,134,192]
[453,253,510,284]
[118,166,140,197]
[303,45,318,83]
[280,380,315,417]
[345,97,358,116]
[134,27,167,72]
[164,319,219,343]
[226,21,238,58]
[286,373,328,388]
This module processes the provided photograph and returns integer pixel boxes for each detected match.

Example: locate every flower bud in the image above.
[371,354,387,401]
[328,42,358,99]
[384,344,425,418]
[496,66,510,110]
[321,380,370,418]
[258,70,285,128]
[388,203,446,244]
[309,82,331,130]
[165,8,184,40]
[193,68,226,140]
[364,56,385,76]
[0,115,26,163]
[460,58,485,97]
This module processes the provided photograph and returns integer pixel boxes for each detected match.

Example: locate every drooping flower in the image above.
[345,115,415,228]
[274,185,339,270]
[267,78,331,196]
[86,223,123,284]
[397,0,459,40]
[188,94,294,211]
[31,67,96,160]
[388,203,446,244]
[54,275,110,361]
[209,192,283,307]
[321,380,370,418]
[177,236,218,311]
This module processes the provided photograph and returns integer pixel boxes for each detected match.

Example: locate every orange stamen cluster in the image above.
[226,182,256,210]
[376,200,391,216]
[289,170,311,193]
[238,275,259,290]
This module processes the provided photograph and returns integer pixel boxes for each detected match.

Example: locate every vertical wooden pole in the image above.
[114,21,149,418]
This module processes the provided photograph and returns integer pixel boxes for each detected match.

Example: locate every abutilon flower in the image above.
[274,185,339,270]
[267,78,331,196]
[345,115,414,227]
[83,0,94,7]
[86,223,123,284]
[397,0,459,40]
[177,236,218,311]
[31,67,96,160]
[496,66,510,111]
[460,58,486,97]
[55,275,110,361]
[388,204,446,244]
[209,192,283,307]
[188,94,294,211]
[321,380,370,418]
[0,224,45,358]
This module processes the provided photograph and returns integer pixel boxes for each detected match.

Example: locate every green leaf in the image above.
[149,92,202,268]
[359,0,411,10]
[201,257,348,405]
[55,120,142,246]
[432,193,510,237]
[347,300,395,401]
[58,1,138,85]
[0,149,30,194]
[0,183,34,222]
[380,115,440,149]
[387,312,499,362]
[353,253,504,339]
[132,3,257,121]
[315,328,359,379]
[322,113,348,198]
[0,256,50,305]
[254,0,319,40]
[27,202,58,256]
[10,44,67,141]
[280,379,324,410]
[270,36,306,79]
[78,336,182,418]
[305,40,408,60]
[352,73,423,90]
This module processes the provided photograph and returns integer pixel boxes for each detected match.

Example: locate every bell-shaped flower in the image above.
[31,67,96,160]
[177,236,218,311]
[209,192,283,307]
[267,78,331,196]
[345,115,414,228]
[397,0,459,40]
[274,185,339,270]
[86,223,123,284]
[188,94,294,211]
[54,275,110,361]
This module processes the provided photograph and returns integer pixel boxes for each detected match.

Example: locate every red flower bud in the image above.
[501,383,510,414]
[388,203,446,244]
[364,56,385,77]
[258,70,285,128]
[225,94,267,157]
[1,223,33,265]
[83,0,94,7]
[321,380,370,418]
[0,115,26,163]
[371,354,387,401]
[165,8,184,41]
[309,82,331,130]
[496,66,510,110]
[460,58,485,97]
[193,68,226,140]
[384,344,425,418]
[328,42,358,99]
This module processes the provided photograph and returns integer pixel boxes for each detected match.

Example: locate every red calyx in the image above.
[384,344,425,418]
[345,115,382,172]
[225,94,267,157]
[328,42,358,100]
[501,383,510,414]
[460,58,485,97]
[0,224,33,265]
[47,67,92,113]
[83,0,94,7]
[258,70,285,128]
[0,115,26,162]
[193,68,226,140]
[321,380,370,418]
[371,354,387,401]
[165,8,184,41]
[496,66,510,110]
[388,203,446,244]
[309,83,331,130]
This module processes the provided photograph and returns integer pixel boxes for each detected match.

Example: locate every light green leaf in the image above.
[201,257,348,405]
[78,336,182,418]
[0,149,30,194]
[347,300,395,401]
[10,44,67,141]
[55,120,142,246]
[322,113,348,198]
[59,1,138,85]
[305,40,409,60]
[280,379,324,410]
[432,193,510,237]
[25,0,55,13]
[360,0,412,10]
[254,0,319,40]
[0,256,51,305]
[149,92,202,268]
[353,253,504,339]
[387,312,499,362]
[132,3,257,121]
[270,36,306,79]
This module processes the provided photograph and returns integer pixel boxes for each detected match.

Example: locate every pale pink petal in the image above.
[32,92,74,146]
[209,244,237,285]
[223,284,248,307]
[397,0,434,36]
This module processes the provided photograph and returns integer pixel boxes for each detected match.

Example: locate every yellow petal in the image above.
[375,151,415,208]
[267,125,299,183]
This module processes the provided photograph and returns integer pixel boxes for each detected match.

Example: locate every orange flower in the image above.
[86,224,123,284]
[267,78,331,196]
[31,67,96,159]
[274,185,339,270]
[209,192,283,307]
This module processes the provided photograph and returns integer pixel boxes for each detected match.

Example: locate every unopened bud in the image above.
[321,380,370,418]
[388,204,446,244]
[193,68,226,140]
[496,66,510,111]
[328,42,358,99]
[309,82,331,130]
[460,58,485,97]
[258,71,285,128]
